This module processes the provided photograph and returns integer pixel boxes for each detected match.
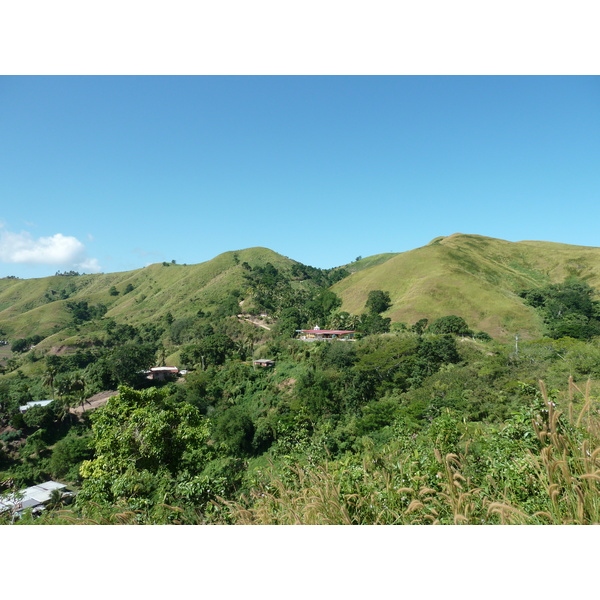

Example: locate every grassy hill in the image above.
[0,247,302,351]
[342,253,399,274]
[3,234,600,352]
[331,233,600,341]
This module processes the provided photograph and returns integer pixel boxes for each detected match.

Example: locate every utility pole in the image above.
[515,334,519,356]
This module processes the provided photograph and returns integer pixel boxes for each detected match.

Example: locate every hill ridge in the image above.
[331,234,600,341]
[3,235,600,346]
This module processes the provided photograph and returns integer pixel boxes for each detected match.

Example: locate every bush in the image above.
[22,404,54,431]
[49,433,93,480]
[11,338,29,353]
[213,407,256,456]
[365,290,392,314]
[428,315,473,336]
[0,429,22,443]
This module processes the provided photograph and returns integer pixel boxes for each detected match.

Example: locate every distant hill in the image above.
[331,233,600,341]
[0,247,302,350]
[2,234,600,350]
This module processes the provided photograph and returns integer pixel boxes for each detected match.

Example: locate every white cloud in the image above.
[0,227,101,273]
[77,257,102,272]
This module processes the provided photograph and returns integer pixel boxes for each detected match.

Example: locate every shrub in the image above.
[428,315,473,336]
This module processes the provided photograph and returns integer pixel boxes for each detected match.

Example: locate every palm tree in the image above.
[47,488,64,511]
[54,397,72,423]
[56,374,73,401]
[55,374,86,414]
[157,346,166,367]
[347,314,361,330]
[329,311,351,330]
[70,376,87,412]
[42,366,58,400]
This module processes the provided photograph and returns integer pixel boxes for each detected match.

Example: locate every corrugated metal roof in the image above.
[0,481,67,512]
[19,399,54,412]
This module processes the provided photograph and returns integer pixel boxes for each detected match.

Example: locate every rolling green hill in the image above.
[331,233,600,341]
[0,247,302,351]
[342,253,399,274]
[3,234,600,352]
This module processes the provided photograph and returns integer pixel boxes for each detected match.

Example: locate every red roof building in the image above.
[296,326,358,341]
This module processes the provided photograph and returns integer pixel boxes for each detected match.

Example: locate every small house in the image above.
[0,481,71,517]
[253,359,275,368]
[19,399,54,414]
[148,366,179,381]
[296,326,358,341]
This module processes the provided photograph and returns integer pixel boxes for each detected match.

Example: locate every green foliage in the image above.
[0,429,22,443]
[49,431,93,481]
[304,289,342,325]
[355,398,400,434]
[106,323,139,346]
[519,278,600,340]
[65,300,107,324]
[109,343,157,386]
[221,378,600,525]
[10,338,29,353]
[411,318,428,335]
[214,293,241,318]
[11,335,43,353]
[181,333,235,368]
[428,315,473,336]
[359,312,391,334]
[22,404,54,431]
[5,240,600,525]
[78,387,213,510]
[272,307,303,338]
[295,368,340,420]
[474,330,493,341]
[322,341,357,370]
[365,290,392,314]
[213,406,256,456]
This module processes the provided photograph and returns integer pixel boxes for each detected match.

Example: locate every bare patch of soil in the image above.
[70,390,119,415]
[277,378,296,391]
[49,345,72,356]
[237,314,271,330]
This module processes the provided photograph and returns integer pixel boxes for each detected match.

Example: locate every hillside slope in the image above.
[331,233,600,340]
[0,247,301,347]
[3,234,600,348]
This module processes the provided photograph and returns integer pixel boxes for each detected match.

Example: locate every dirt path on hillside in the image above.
[237,315,271,330]
[69,390,119,415]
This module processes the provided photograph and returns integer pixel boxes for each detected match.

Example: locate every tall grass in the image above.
[221,378,600,525]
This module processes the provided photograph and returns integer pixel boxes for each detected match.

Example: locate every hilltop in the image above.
[332,233,600,341]
[0,247,307,351]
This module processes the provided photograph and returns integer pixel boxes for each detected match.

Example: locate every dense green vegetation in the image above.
[518,278,600,340]
[2,238,600,524]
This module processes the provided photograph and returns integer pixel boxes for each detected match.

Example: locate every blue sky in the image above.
[1,76,599,278]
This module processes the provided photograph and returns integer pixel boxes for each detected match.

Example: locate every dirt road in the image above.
[70,390,119,415]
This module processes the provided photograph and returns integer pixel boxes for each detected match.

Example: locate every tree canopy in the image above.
[365,290,392,314]
[78,387,212,510]
[519,278,600,340]
[428,315,473,336]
